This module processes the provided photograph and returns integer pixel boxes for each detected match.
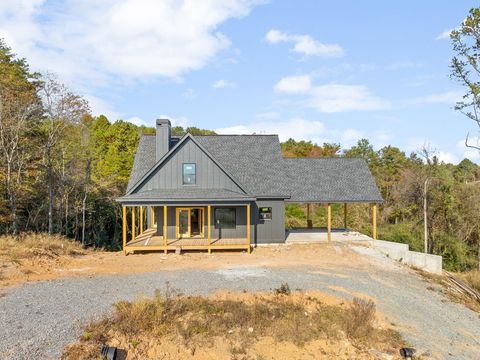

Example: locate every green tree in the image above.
[450,7,480,151]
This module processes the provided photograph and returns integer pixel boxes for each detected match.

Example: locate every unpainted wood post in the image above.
[372,203,377,240]
[247,203,251,253]
[140,206,143,234]
[326,203,332,241]
[131,206,136,241]
[163,205,168,253]
[343,203,347,229]
[208,205,211,254]
[122,206,127,255]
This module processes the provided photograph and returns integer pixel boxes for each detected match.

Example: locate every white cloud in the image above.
[0,0,260,85]
[457,136,480,162]
[83,94,122,121]
[274,75,312,94]
[436,28,456,40]
[126,116,148,127]
[405,90,463,105]
[216,118,326,142]
[309,84,390,113]
[213,79,236,88]
[436,151,458,164]
[386,61,423,70]
[265,29,344,57]
[274,74,389,113]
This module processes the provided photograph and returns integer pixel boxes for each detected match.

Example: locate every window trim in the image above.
[214,207,236,229]
[259,207,272,221]
[182,163,196,185]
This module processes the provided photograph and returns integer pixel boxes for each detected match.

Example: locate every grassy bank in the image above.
[63,286,405,360]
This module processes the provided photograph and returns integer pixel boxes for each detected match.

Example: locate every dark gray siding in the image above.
[253,199,286,244]
[152,201,285,243]
[136,139,243,193]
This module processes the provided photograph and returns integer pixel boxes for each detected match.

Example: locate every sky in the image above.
[1,0,479,164]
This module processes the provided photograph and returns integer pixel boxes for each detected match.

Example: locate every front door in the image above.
[177,209,190,238]
[176,208,204,238]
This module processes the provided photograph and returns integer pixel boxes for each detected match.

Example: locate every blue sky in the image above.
[1,0,479,163]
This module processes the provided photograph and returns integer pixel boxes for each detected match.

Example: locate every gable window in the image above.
[183,163,196,185]
[259,207,272,220]
[214,208,236,229]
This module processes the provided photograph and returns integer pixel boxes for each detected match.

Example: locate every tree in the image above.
[0,40,41,234]
[450,7,480,151]
[39,73,90,234]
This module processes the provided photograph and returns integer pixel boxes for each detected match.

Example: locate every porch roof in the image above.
[117,188,255,204]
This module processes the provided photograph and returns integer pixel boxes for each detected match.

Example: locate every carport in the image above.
[283,158,383,241]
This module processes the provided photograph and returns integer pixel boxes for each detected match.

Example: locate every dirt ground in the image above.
[63,291,402,360]
[0,243,372,289]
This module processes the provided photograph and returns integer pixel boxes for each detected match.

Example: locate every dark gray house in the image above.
[117,119,382,254]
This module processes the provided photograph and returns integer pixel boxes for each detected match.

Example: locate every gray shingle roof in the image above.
[125,133,382,203]
[283,158,383,203]
[126,135,156,192]
[195,135,290,197]
[118,188,254,203]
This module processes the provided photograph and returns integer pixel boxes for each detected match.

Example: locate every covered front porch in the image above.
[122,203,251,255]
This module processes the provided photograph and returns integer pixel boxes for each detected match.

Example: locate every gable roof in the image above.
[126,135,156,192]
[126,133,248,195]
[195,135,291,197]
[283,158,383,203]
[124,133,382,203]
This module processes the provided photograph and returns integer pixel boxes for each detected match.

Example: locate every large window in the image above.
[259,207,272,220]
[214,208,236,229]
[183,163,196,185]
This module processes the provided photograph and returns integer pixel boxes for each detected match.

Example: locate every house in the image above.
[116,119,382,254]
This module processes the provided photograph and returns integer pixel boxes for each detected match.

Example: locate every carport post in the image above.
[327,203,332,242]
[122,206,127,255]
[247,203,251,253]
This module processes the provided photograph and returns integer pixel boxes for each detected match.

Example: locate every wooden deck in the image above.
[125,227,250,253]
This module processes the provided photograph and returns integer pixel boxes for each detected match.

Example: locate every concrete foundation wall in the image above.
[371,239,443,274]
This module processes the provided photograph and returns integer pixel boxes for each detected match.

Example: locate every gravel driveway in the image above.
[1,247,480,359]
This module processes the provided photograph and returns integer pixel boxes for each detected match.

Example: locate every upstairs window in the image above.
[183,163,196,185]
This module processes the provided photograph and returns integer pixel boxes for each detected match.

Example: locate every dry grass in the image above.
[458,270,480,293]
[62,286,404,360]
[0,233,86,263]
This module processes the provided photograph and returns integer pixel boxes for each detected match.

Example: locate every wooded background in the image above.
[1,36,479,272]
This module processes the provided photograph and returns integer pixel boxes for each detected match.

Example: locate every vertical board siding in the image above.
[254,200,286,244]
[138,139,242,193]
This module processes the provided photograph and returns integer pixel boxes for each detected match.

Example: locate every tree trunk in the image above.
[81,192,86,246]
[47,162,53,235]
[6,161,18,235]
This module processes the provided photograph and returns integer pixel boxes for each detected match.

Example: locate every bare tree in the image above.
[39,74,89,235]
[0,57,40,234]
[450,8,480,151]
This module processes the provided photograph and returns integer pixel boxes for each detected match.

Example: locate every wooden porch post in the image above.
[139,206,144,234]
[122,206,127,255]
[208,205,211,254]
[131,206,136,241]
[372,203,377,240]
[151,206,155,227]
[343,203,347,229]
[163,205,168,253]
[247,203,251,253]
[306,203,312,228]
[327,203,332,242]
